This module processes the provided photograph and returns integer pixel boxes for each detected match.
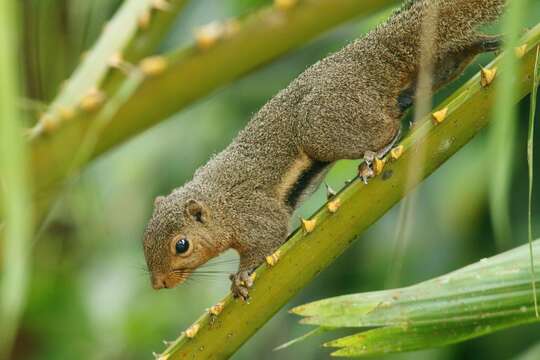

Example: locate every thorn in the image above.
[327,198,341,213]
[480,66,497,87]
[152,352,169,360]
[138,9,151,29]
[58,106,76,121]
[431,106,449,125]
[265,250,281,267]
[372,158,385,176]
[390,145,404,161]
[301,218,316,233]
[195,21,224,50]
[108,52,135,74]
[324,182,336,200]
[185,323,200,339]
[274,0,298,10]
[515,44,527,58]
[209,301,225,316]
[80,88,105,112]
[153,352,169,360]
[152,0,171,11]
[140,56,168,77]
[162,340,172,346]
[40,114,58,133]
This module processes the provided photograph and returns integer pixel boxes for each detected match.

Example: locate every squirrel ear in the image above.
[154,196,165,207]
[185,199,208,223]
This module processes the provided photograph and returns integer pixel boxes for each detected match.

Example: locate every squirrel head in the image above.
[143,189,224,290]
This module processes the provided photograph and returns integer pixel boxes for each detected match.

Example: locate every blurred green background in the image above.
[9,0,540,359]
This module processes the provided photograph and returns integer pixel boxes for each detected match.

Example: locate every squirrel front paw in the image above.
[358,151,377,184]
[358,161,375,184]
[230,270,254,302]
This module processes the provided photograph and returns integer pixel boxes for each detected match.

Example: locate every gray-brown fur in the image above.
[143,0,505,299]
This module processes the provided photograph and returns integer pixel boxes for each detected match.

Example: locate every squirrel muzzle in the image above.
[151,269,192,290]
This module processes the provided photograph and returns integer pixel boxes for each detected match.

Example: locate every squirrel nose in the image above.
[151,274,168,290]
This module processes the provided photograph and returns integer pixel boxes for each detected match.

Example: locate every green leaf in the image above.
[290,240,540,357]
[328,315,534,357]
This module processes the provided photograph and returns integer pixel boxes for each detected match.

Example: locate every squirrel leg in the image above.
[230,268,255,301]
[230,249,265,301]
[230,202,289,301]
[433,34,502,91]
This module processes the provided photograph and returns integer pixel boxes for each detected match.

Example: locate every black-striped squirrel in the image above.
[143,0,505,300]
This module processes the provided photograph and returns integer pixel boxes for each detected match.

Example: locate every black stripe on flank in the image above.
[286,160,330,209]
[397,87,415,113]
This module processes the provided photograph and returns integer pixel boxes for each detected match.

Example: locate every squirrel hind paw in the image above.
[230,270,254,302]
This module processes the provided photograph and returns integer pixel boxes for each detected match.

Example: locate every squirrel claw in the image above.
[363,151,377,164]
[358,159,375,184]
[230,270,254,302]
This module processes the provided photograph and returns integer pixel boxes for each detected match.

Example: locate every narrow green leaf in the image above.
[488,0,526,248]
[291,297,379,318]
[274,327,328,351]
[0,1,33,358]
[328,314,536,357]
[528,45,540,318]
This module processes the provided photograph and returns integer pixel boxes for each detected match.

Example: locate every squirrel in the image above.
[143,0,505,300]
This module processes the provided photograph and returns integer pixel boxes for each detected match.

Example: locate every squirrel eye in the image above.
[175,238,190,254]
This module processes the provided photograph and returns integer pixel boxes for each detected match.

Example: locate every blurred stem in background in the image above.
[0,0,34,358]
[488,0,526,249]
[386,2,437,287]
[528,46,540,317]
